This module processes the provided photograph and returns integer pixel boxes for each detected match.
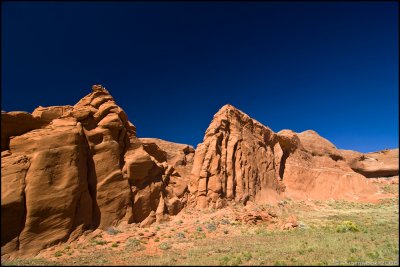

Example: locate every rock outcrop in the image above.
[1,87,396,258]
[189,105,382,208]
[278,130,379,201]
[1,85,188,258]
[1,111,45,151]
[189,104,286,209]
[341,149,399,178]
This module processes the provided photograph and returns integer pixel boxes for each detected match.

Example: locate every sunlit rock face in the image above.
[1,85,189,257]
[189,105,382,208]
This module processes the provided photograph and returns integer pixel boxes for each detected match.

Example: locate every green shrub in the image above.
[336,221,360,233]
[242,251,252,261]
[91,238,106,245]
[219,255,242,266]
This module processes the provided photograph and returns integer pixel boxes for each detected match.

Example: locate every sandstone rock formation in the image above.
[189,105,383,208]
[1,111,44,151]
[188,104,286,209]
[1,86,396,258]
[341,148,399,178]
[1,85,188,258]
[278,129,379,201]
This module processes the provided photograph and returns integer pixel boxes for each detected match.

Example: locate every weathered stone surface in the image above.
[341,148,399,178]
[139,138,195,169]
[279,129,379,201]
[1,111,45,151]
[1,85,191,258]
[32,106,74,123]
[189,104,285,208]
[189,105,383,207]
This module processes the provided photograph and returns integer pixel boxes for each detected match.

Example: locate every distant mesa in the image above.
[1,85,398,258]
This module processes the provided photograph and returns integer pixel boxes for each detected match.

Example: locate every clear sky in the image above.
[1,1,398,153]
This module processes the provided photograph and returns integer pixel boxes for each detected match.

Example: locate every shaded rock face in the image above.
[1,112,45,151]
[189,105,286,209]
[341,149,399,178]
[1,85,188,257]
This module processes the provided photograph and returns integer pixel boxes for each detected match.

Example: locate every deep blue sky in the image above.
[2,1,398,153]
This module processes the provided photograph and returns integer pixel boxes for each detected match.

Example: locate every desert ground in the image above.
[2,179,398,266]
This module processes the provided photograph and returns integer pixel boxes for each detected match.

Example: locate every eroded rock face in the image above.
[1,111,45,151]
[189,104,286,209]
[1,85,189,258]
[341,149,399,178]
[279,130,379,201]
[189,105,383,207]
[139,138,195,170]
[1,90,396,258]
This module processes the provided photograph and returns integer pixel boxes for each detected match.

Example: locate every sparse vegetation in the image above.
[106,226,121,235]
[176,232,185,239]
[159,242,172,250]
[125,238,145,251]
[90,238,106,246]
[3,196,398,266]
[336,221,360,233]
[206,222,217,232]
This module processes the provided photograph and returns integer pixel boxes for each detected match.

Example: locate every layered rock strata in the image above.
[1,85,188,257]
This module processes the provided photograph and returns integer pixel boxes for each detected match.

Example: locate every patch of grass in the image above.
[159,242,171,250]
[194,232,206,240]
[111,242,119,248]
[91,238,107,245]
[336,221,360,233]
[242,251,252,261]
[54,251,63,257]
[255,227,269,236]
[1,258,60,266]
[125,238,145,251]
[219,254,242,266]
